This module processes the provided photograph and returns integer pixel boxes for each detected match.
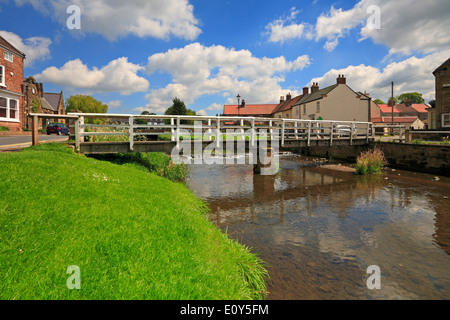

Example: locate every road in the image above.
[0,134,69,152]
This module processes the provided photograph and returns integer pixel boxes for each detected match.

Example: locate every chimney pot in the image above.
[286,93,292,100]
[303,87,309,95]
[337,74,346,85]
[280,96,285,103]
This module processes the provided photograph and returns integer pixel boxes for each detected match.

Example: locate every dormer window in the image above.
[4,51,13,62]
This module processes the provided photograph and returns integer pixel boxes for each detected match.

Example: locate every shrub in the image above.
[355,148,387,175]
[0,126,10,132]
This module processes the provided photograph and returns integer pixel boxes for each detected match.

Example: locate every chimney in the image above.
[280,96,285,103]
[286,93,292,101]
[388,98,396,107]
[303,87,309,96]
[405,99,413,107]
[241,100,246,108]
[311,82,319,93]
[337,74,346,85]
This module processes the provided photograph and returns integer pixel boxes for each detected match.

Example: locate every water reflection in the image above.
[186,155,450,300]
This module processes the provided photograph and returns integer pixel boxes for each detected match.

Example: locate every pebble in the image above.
[434,177,440,181]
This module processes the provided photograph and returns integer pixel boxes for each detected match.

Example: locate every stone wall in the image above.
[374,142,450,176]
[284,142,450,176]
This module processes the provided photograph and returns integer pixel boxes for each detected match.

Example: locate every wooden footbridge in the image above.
[29,113,375,154]
[29,113,375,155]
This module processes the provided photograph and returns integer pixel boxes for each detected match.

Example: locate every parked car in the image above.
[47,123,70,136]
[336,125,352,137]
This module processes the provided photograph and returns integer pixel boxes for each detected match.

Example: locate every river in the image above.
[186,154,450,300]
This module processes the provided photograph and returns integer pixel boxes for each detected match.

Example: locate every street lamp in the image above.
[237,94,241,117]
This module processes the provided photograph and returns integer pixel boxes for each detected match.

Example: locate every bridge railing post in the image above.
[251,118,255,147]
[171,118,175,142]
[129,116,134,151]
[307,121,311,147]
[330,122,334,146]
[281,120,285,147]
[176,117,181,149]
[216,116,221,148]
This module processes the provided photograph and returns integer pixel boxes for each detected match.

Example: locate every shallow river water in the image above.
[186,155,450,300]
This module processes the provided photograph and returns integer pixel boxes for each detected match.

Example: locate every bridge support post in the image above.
[253,147,277,176]
[31,115,39,146]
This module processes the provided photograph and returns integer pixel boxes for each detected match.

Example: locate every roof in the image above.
[0,35,26,59]
[43,92,63,112]
[293,84,338,106]
[223,104,278,116]
[378,103,429,114]
[433,57,450,75]
[372,117,422,124]
[272,95,303,114]
[378,104,399,113]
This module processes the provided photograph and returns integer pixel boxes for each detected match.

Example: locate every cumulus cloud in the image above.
[268,0,450,55]
[35,57,149,95]
[310,49,450,102]
[14,0,201,41]
[0,30,52,67]
[264,7,313,44]
[143,43,310,114]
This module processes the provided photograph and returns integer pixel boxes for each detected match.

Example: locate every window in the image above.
[0,97,6,118]
[4,51,13,62]
[9,99,17,119]
[303,105,306,114]
[316,101,321,113]
[0,65,4,86]
[0,96,19,121]
[443,114,450,128]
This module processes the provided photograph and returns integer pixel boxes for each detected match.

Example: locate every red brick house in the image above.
[23,76,65,129]
[0,35,25,131]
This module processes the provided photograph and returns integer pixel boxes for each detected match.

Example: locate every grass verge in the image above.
[0,143,268,300]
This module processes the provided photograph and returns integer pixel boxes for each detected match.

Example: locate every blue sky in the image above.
[1,0,449,115]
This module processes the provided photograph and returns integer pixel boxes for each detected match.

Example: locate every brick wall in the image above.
[0,46,25,132]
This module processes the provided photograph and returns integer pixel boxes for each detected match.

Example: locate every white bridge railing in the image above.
[29,113,375,151]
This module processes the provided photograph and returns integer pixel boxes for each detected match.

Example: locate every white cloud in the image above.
[14,0,201,41]
[268,0,450,54]
[196,103,223,116]
[310,49,450,102]
[264,7,313,44]
[144,43,310,113]
[314,0,450,54]
[0,30,52,67]
[106,100,122,109]
[35,57,149,95]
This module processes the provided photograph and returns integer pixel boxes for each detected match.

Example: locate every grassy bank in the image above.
[0,144,268,300]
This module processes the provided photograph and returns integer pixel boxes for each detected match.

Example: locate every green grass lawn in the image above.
[0,144,268,300]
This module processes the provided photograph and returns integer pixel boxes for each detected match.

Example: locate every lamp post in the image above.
[237,94,241,117]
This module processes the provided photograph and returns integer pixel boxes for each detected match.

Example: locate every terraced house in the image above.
[0,35,25,131]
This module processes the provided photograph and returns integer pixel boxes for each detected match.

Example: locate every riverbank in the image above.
[0,143,268,300]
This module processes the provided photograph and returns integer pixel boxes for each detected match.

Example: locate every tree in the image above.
[65,95,108,114]
[429,100,436,108]
[164,97,187,116]
[396,92,425,104]
[65,95,108,124]
[373,99,385,105]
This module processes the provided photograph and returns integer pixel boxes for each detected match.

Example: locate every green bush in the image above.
[355,149,387,175]
[0,126,10,131]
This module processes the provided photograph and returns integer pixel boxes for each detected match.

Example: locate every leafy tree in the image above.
[428,100,436,108]
[164,97,187,116]
[396,92,425,104]
[373,99,385,105]
[136,111,157,125]
[65,95,108,114]
[65,95,108,124]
